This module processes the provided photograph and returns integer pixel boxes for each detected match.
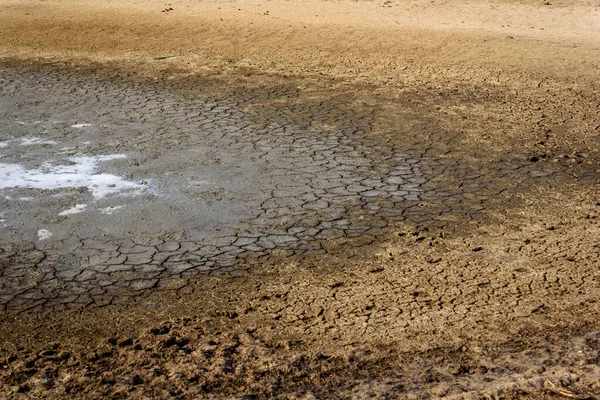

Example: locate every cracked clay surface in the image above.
[0,23,599,394]
[1,0,600,396]
[0,65,591,314]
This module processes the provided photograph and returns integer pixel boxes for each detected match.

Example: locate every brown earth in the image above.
[1,0,600,398]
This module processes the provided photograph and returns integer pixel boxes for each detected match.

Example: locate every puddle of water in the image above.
[0,155,147,199]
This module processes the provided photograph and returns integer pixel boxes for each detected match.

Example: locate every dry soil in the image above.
[1,0,600,398]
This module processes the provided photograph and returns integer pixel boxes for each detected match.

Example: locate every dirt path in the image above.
[1,0,600,398]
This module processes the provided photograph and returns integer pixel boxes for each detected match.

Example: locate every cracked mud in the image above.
[1,0,600,397]
[0,65,589,313]
[1,61,599,398]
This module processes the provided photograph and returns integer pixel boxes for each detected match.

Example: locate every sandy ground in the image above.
[1,0,600,398]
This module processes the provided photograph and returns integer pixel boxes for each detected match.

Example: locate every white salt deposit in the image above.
[0,138,57,147]
[71,123,91,128]
[37,229,52,240]
[100,205,123,215]
[19,137,57,146]
[58,204,87,216]
[0,155,147,199]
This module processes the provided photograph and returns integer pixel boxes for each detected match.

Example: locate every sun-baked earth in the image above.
[1,0,600,398]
